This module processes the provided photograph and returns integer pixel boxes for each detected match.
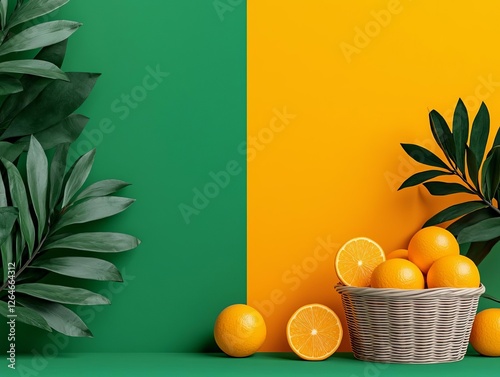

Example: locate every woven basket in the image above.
[335,283,485,364]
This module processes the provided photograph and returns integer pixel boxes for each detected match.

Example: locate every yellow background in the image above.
[248,0,500,351]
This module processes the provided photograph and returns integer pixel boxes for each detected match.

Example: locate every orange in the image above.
[214,304,266,357]
[370,259,425,289]
[408,226,460,274]
[470,308,500,356]
[286,303,343,361]
[426,255,480,288]
[386,249,409,260]
[335,237,385,287]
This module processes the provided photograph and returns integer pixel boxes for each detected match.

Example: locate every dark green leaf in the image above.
[1,72,100,139]
[1,158,35,255]
[401,143,450,170]
[0,0,7,30]
[429,110,456,166]
[27,137,48,238]
[27,114,89,150]
[51,197,135,233]
[494,127,500,149]
[17,296,92,337]
[458,217,500,243]
[470,102,490,170]
[48,143,69,215]
[452,99,469,174]
[483,294,500,304]
[398,170,452,190]
[465,238,499,266]
[447,208,495,236]
[0,141,24,161]
[76,180,131,201]
[16,283,110,305]
[31,257,123,282]
[15,268,48,284]
[0,207,17,283]
[423,201,487,227]
[466,145,480,190]
[482,146,500,201]
[61,149,95,208]
[8,0,70,30]
[0,300,52,332]
[0,60,68,81]
[0,75,23,96]
[43,232,140,253]
[0,21,81,56]
[423,181,474,196]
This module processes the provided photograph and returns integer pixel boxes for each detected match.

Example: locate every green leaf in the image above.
[17,296,92,337]
[470,102,490,170]
[429,110,456,166]
[423,201,487,227]
[0,75,23,96]
[76,180,131,201]
[31,257,123,282]
[27,114,89,150]
[27,137,48,238]
[0,207,17,283]
[452,99,469,174]
[0,141,24,161]
[16,283,110,305]
[51,197,135,233]
[494,127,500,149]
[458,217,500,243]
[465,238,499,266]
[0,0,7,30]
[61,149,95,208]
[482,146,500,201]
[15,229,23,266]
[0,300,52,332]
[48,143,69,215]
[483,294,500,304]
[398,170,453,190]
[447,207,495,236]
[423,181,474,196]
[1,72,100,139]
[0,21,81,57]
[8,0,70,30]
[466,145,480,190]
[1,157,35,255]
[400,143,450,170]
[0,60,68,81]
[43,232,140,253]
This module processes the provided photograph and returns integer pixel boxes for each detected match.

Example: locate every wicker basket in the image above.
[335,283,485,364]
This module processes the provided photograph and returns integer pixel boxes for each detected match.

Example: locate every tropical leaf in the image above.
[483,294,500,304]
[494,127,500,149]
[400,143,450,170]
[17,296,92,337]
[457,217,500,243]
[61,149,96,208]
[0,60,68,81]
[43,232,140,253]
[0,0,7,30]
[0,75,23,96]
[75,180,130,201]
[51,197,135,233]
[30,257,123,281]
[0,21,81,57]
[0,300,52,332]
[429,110,456,166]
[466,238,500,266]
[423,181,474,196]
[0,141,24,161]
[16,283,110,305]
[447,208,495,236]
[452,99,469,174]
[27,114,89,150]
[466,145,479,190]
[481,146,500,201]
[48,143,69,215]
[423,201,487,227]
[1,157,35,254]
[470,102,490,170]
[26,137,48,238]
[8,0,70,30]
[0,207,17,282]
[398,170,452,190]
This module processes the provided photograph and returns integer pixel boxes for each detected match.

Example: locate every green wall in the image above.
[1,0,247,353]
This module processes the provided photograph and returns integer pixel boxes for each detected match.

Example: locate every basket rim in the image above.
[334,283,485,298]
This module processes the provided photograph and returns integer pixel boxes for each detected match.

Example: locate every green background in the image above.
[0,0,247,354]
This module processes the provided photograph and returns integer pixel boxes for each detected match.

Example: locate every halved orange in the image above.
[286,304,343,361]
[335,237,385,287]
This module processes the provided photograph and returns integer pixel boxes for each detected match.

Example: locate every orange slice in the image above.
[286,304,343,361]
[334,237,385,287]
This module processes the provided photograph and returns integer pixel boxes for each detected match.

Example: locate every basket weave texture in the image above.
[335,284,485,364]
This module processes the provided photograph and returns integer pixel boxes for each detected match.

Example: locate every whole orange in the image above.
[426,255,480,288]
[386,249,409,260]
[470,308,500,356]
[370,259,425,289]
[408,226,459,274]
[214,304,266,357]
